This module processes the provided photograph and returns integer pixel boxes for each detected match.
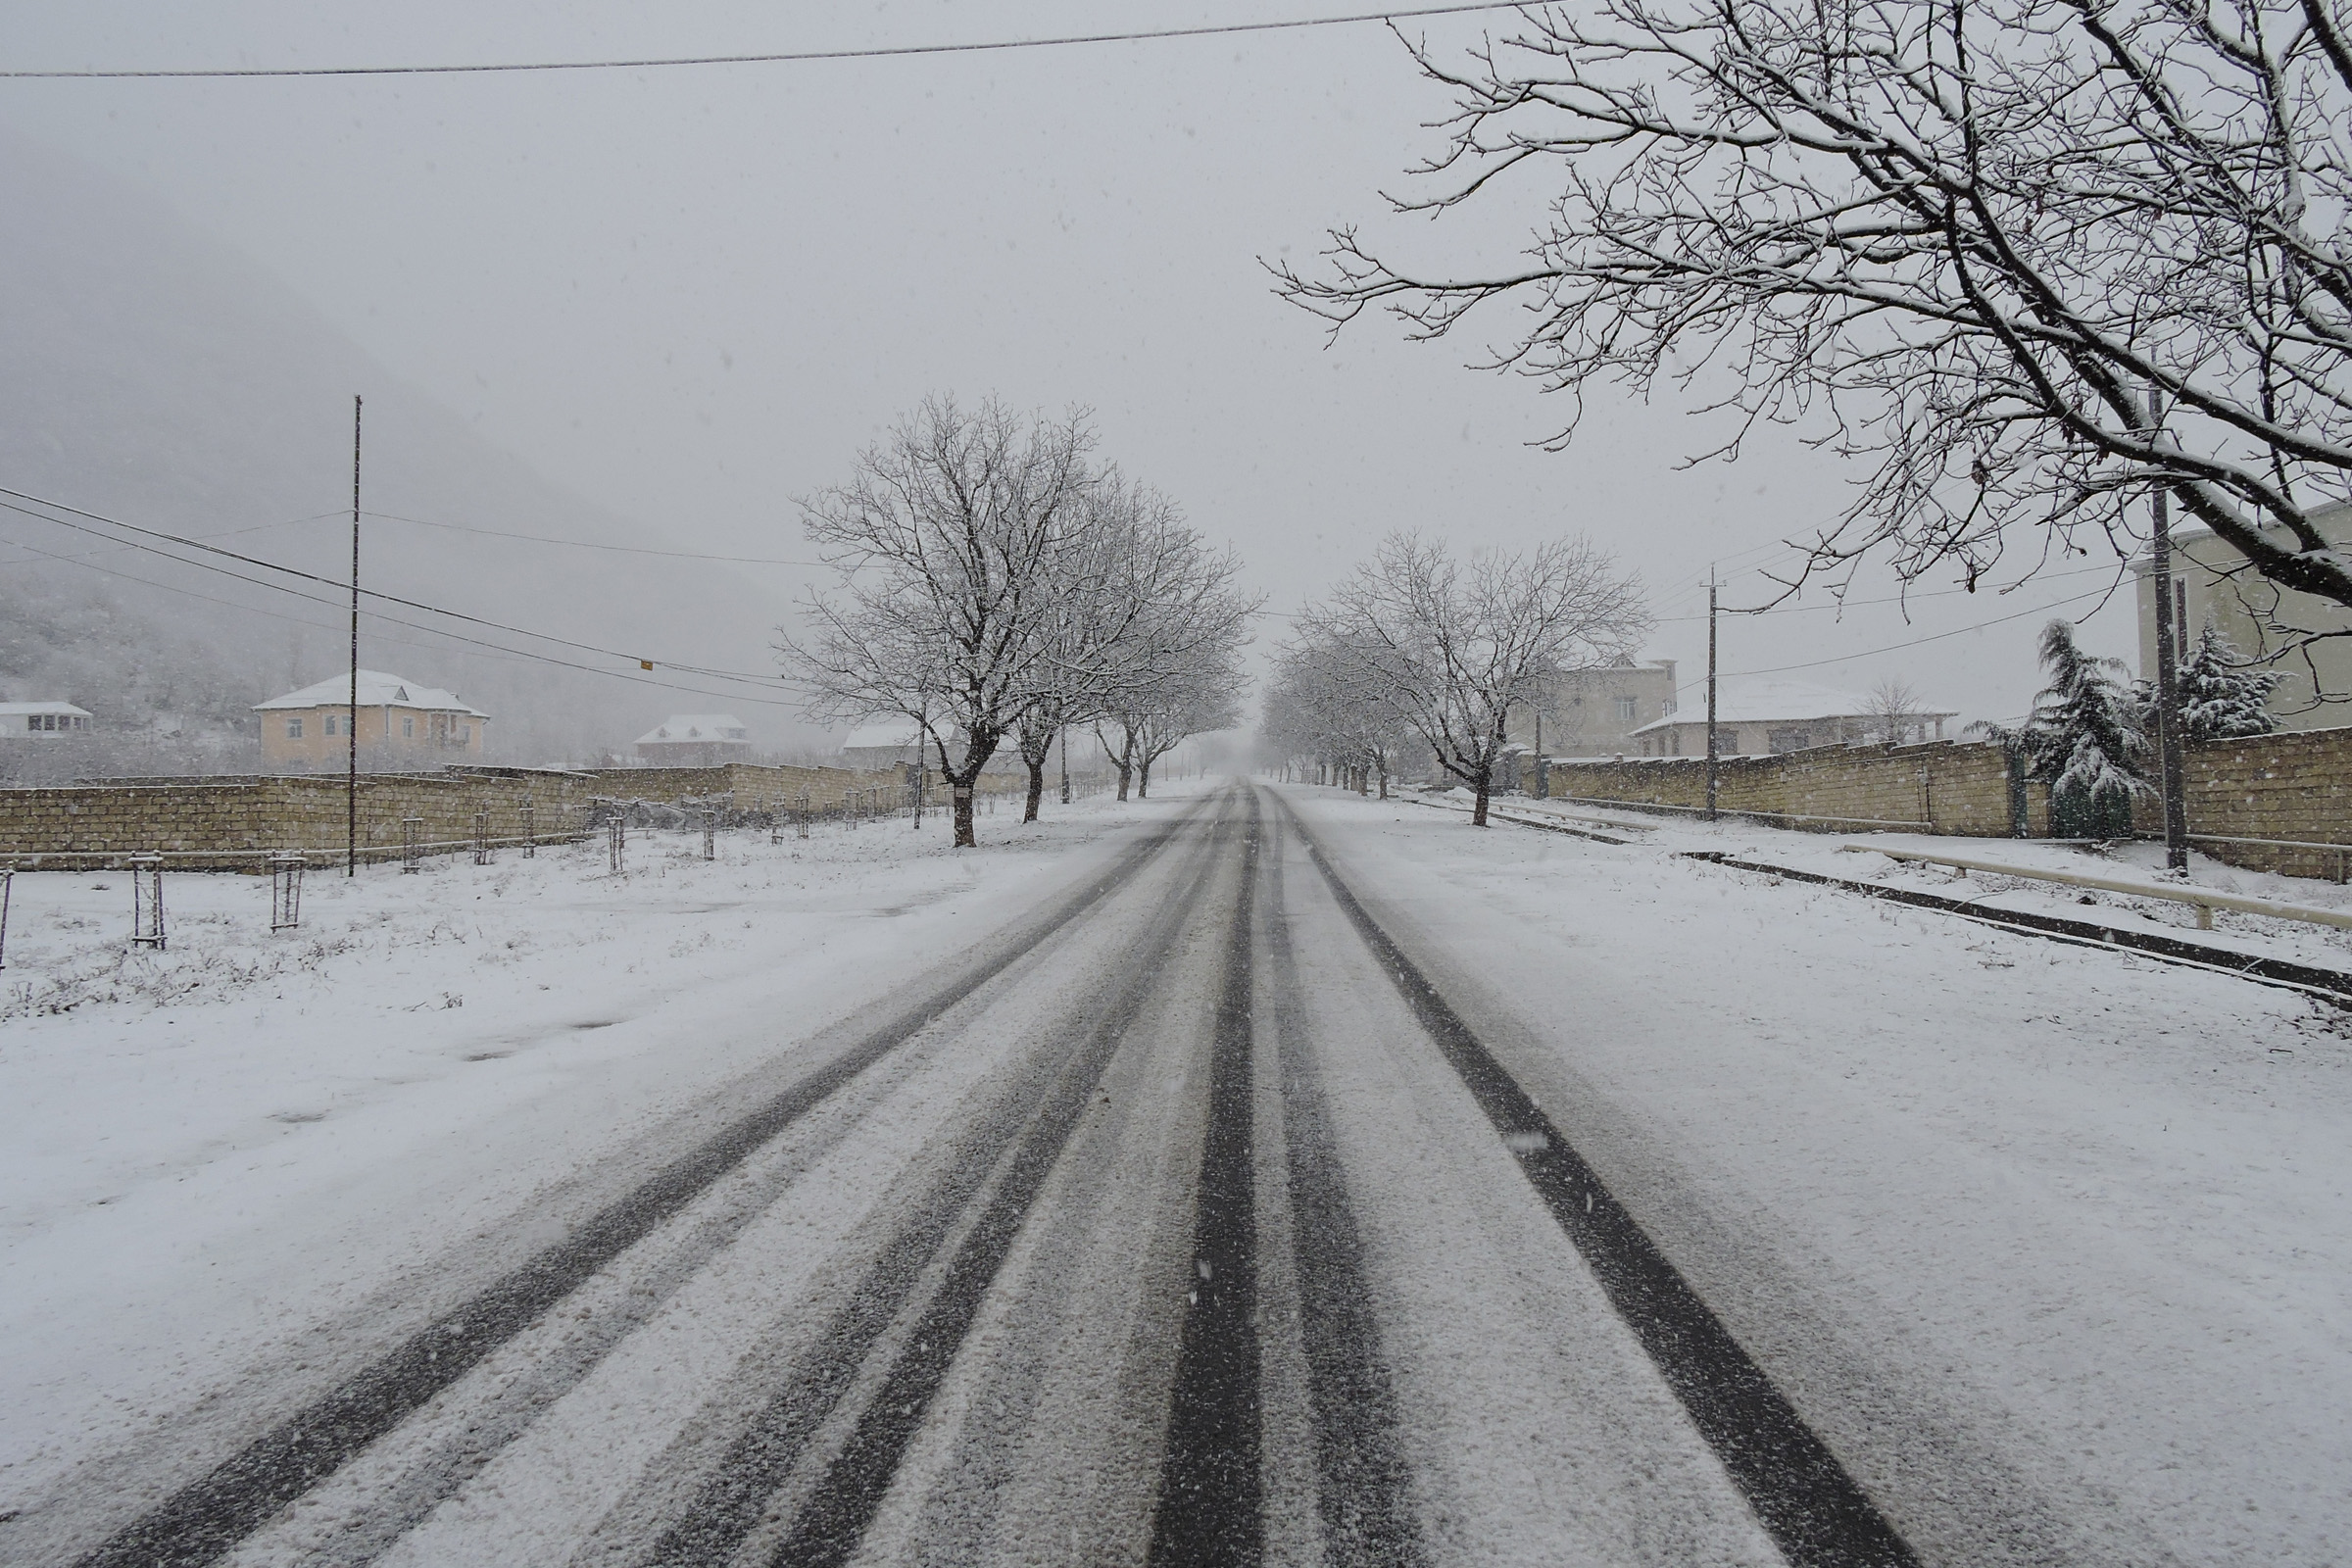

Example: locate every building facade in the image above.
[255,671,488,769]
[1508,659,1682,758]
[2135,501,2352,731]
[634,714,754,766]
[1629,678,1953,757]
[0,701,94,739]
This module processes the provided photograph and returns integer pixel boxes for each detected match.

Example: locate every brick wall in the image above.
[1530,740,2052,836]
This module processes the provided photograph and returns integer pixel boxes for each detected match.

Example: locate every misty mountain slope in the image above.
[0,125,801,766]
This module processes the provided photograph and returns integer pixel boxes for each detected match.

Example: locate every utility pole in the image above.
[348,396,362,878]
[1534,706,1548,799]
[1705,564,1720,823]
[2148,389,2188,871]
[911,705,925,829]
[1058,725,1070,805]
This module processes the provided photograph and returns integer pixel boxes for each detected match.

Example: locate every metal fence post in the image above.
[609,814,626,874]
[703,808,716,860]
[798,789,811,839]
[522,799,536,858]
[269,852,306,931]
[401,816,423,873]
[130,854,166,951]
[0,866,13,970]
[473,809,491,865]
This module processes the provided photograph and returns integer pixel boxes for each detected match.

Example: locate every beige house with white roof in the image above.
[255,671,488,769]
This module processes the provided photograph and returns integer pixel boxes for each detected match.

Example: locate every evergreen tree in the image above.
[2012,620,2148,837]
[2172,620,2282,743]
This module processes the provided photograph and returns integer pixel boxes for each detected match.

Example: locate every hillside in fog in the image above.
[0,126,798,776]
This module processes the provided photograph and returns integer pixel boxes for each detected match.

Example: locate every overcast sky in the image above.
[2,1,2145,732]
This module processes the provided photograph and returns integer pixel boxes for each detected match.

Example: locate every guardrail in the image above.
[1843,845,2352,932]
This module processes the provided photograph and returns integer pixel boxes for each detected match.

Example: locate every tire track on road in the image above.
[63,805,1210,1568]
[1256,803,1426,1568]
[1147,790,1264,1568]
[1273,790,1921,1568]
[637,791,1244,1568]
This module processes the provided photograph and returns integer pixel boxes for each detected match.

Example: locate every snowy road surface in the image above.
[3,783,2347,1566]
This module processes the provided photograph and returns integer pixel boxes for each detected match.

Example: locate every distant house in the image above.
[635,713,753,765]
[1629,678,1954,757]
[0,701,94,739]
[256,671,488,769]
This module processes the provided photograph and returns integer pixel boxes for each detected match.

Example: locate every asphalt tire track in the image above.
[638,789,1245,1568]
[1255,799,1426,1568]
[1147,789,1264,1568]
[1272,790,1922,1568]
[65,803,1210,1568]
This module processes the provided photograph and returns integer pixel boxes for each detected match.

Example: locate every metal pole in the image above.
[1058,725,1071,805]
[2148,389,2189,872]
[1705,566,1720,822]
[1534,708,1548,799]
[348,395,362,878]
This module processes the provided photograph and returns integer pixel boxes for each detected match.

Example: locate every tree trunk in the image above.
[952,782,976,847]
[1024,759,1045,822]
[1472,762,1492,827]
[1137,757,1152,798]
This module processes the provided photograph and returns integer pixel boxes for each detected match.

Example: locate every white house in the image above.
[0,701,93,738]
[635,714,753,765]
[1628,678,1955,757]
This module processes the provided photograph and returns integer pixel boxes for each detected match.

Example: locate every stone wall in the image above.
[2134,727,2352,878]
[0,760,1018,869]
[1529,740,2052,837]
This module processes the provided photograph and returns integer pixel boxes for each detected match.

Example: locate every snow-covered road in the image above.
[4,783,2345,1566]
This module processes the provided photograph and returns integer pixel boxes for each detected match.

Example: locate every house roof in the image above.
[256,670,487,716]
[1629,678,1953,734]
[0,701,92,717]
[636,713,752,746]
[840,722,926,752]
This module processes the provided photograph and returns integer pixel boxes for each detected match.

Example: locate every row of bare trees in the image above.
[1266,533,1649,825]
[783,397,1254,846]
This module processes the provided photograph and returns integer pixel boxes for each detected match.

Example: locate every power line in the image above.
[0,5,1529,79]
[1699,583,2124,688]
[0,509,349,570]
[0,482,788,686]
[0,519,808,708]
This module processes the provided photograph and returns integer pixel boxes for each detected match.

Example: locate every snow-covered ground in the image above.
[8,777,2345,1566]
[1413,784,2352,974]
[1299,785,2351,1566]
[0,785,1205,1510]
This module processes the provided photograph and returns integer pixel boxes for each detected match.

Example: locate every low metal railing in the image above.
[1844,845,2352,932]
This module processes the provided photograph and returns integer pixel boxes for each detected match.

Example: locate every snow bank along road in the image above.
[5,784,2346,1566]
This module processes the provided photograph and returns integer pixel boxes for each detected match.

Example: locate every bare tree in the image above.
[1276,0,2352,631]
[1263,631,1416,797]
[1298,533,1648,825]
[1862,676,1927,747]
[783,396,1093,848]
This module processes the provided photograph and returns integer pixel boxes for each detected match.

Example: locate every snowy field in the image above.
[0,784,1206,1509]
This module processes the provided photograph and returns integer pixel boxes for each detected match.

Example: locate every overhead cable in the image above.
[0,5,1529,79]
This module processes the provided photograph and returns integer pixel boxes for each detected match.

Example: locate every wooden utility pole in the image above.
[2148,390,2188,871]
[348,396,362,877]
[1705,564,1720,822]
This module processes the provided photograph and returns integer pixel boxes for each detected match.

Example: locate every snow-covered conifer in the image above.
[2171,621,2281,743]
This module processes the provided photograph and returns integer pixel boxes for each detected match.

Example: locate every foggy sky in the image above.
[1,2,2145,737]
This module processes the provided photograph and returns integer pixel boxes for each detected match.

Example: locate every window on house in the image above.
[286,716,303,738]
[402,714,415,739]
[324,714,340,737]
[1615,696,1640,721]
